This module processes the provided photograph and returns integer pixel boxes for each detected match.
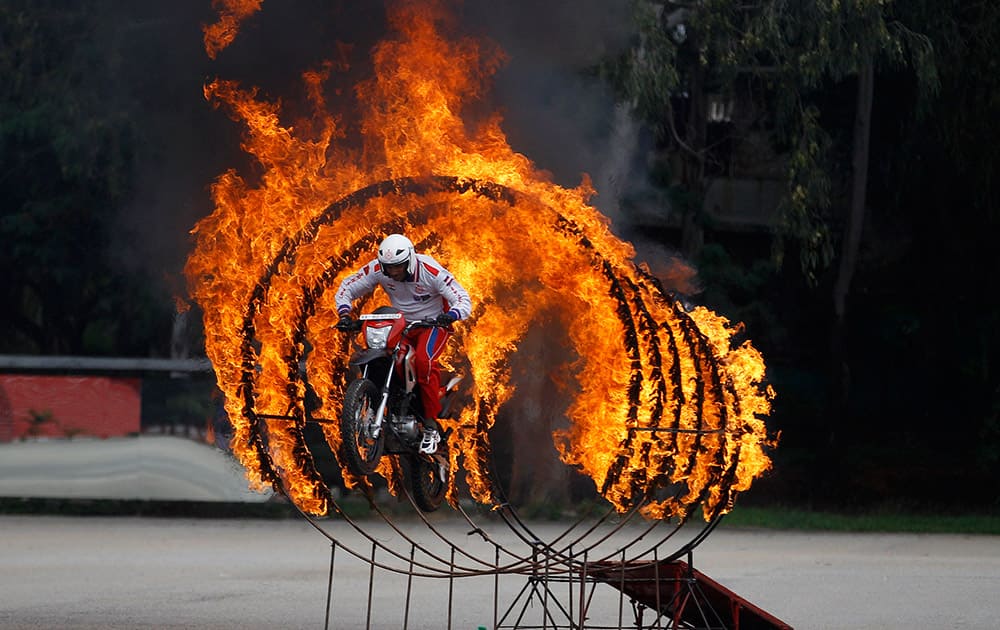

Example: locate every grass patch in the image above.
[719,506,1000,535]
[4,497,998,535]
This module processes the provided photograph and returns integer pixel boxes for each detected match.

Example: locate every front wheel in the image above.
[340,378,384,476]
[402,441,449,512]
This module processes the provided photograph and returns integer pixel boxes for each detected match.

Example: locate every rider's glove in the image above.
[336,314,354,330]
[434,311,457,327]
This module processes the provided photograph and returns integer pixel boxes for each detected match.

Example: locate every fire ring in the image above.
[187,5,782,621]
[187,173,778,624]
[226,176,753,520]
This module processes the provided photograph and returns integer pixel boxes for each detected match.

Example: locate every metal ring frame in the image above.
[227,176,738,628]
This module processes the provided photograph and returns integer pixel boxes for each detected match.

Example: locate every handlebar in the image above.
[336,319,362,332]
[334,316,450,333]
[407,318,448,332]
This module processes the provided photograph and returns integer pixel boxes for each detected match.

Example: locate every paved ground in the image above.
[1,514,998,630]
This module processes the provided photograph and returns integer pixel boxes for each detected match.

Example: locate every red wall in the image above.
[0,375,141,442]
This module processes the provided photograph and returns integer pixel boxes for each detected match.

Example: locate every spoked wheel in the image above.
[340,378,384,476]
[402,439,449,512]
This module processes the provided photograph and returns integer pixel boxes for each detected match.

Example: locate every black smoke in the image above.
[108,1,656,299]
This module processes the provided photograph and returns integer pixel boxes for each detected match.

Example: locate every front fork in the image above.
[361,363,391,440]
[363,344,418,439]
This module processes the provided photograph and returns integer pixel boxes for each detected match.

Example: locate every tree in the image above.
[872,0,1000,495]
[609,0,935,415]
[767,3,936,416]
[0,0,167,355]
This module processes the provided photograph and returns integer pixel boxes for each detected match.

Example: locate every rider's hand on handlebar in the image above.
[335,314,355,331]
[434,311,457,327]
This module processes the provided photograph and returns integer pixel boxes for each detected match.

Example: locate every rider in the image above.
[334,234,472,454]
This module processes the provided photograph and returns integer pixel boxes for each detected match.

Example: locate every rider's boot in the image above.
[418,427,440,454]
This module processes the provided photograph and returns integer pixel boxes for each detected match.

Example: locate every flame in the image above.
[202,0,264,60]
[185,0,776,519]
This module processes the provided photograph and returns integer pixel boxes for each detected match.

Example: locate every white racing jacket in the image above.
[335,253,472,322]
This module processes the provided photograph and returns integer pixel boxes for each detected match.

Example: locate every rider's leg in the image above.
[410,326,450,425]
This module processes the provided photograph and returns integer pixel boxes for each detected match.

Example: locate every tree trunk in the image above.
[831,54,875,418]
[680,39,707,260]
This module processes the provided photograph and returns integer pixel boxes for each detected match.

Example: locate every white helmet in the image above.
[378,234,416,277]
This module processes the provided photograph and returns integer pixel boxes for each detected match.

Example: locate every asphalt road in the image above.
[2,514,998,630]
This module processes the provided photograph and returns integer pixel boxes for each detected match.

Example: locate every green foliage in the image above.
[697,244,770,313]
[721,506,1000,535]
[871,0,1000,483]
[617,1,680,143]
[775,107,834,283]
[980,400,1000,473]
[0,0,168,355]
[694,243,792,357]
[604,1,1000,513]
[613,0,936,281]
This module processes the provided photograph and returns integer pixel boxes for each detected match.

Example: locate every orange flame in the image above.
[203,0,264,60]
[185,0,776,519]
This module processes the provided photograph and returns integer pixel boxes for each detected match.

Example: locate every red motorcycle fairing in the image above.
[347,309,406,366]
[347,309,418,395]
[366,311,406,348]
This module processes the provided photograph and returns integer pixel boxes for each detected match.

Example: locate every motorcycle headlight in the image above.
[365,325,391,350]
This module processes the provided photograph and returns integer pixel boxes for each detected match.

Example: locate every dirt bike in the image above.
[337,306,464,512]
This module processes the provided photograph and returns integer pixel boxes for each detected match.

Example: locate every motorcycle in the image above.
[337,306,464,512]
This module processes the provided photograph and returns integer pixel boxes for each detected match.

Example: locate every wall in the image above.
[0,375,141,442]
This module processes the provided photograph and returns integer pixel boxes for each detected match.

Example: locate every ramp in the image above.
[588,557,793,630]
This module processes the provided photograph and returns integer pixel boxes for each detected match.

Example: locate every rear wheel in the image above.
[340,378,383,476]
[402,440,449,512]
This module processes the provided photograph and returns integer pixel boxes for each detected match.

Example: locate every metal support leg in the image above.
[324,542,336,630]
